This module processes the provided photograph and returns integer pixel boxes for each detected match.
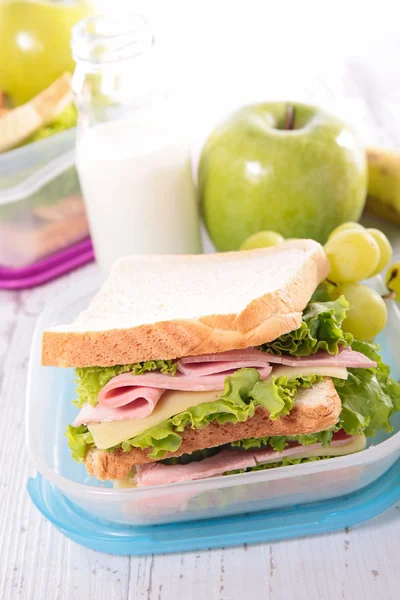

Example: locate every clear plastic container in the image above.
[26,278,400,526]
[0,129,90,269]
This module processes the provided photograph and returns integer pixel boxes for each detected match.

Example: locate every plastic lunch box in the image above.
[26,277,400,531]
[0,129,92,275]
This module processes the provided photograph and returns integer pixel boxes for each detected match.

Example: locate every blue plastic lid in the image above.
[27,458,400,556]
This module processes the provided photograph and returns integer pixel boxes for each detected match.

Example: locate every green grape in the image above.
[239,231,284,251]
[324,229,380,283]
[386,262,400,300]
[327,222,364,241]
[332,283,387,340]
[367,229,393,276]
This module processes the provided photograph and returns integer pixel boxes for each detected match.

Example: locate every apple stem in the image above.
[285,103,295,130]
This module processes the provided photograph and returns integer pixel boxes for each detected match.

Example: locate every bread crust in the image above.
[42,241,329,367]
[84,378,341,481]
[0,73,72,153]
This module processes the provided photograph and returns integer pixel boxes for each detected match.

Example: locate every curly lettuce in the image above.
[230,428,336,452]
[66,369,322,461]
[24,103,77,146]
[232,341,400,448]
[261,296,352,357]
[334,340,400,437]
[73,359,177,408]
[65,424,94,462]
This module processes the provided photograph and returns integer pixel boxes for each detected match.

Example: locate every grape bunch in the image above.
[324,222,393,341]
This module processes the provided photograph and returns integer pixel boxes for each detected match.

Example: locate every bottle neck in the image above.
[71,13,154,71]
[71,13,166,128]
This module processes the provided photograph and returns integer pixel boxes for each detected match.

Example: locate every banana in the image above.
[365,147,400,225]
[386,262,400,300]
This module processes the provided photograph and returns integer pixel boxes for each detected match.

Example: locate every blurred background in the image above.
[94,0,400,146]
[1,0,400,282]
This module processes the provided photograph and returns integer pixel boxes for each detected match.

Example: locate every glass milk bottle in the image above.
[71,14,202,274]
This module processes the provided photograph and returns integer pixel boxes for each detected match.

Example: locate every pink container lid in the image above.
[0,238,95,290]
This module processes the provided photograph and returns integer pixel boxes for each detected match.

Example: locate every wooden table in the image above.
[1,4,400,597]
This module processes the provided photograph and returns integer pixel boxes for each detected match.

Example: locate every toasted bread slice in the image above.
[42,239,329,367]
[0,73,72,152]
[85,377,341,480]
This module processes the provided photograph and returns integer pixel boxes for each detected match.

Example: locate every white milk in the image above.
[76,120,202,274]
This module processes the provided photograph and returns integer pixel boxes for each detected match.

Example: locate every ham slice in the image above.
[74,359,272,426]
[73,387,164,426]
[178,346,376,371]
[177,348,272,376]
[267,347,377,369]
[99,367,271,406]
[135,432,357,486]
[136,450,257,486]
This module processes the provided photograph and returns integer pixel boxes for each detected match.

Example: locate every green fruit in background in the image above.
[331,283,387,341]
[239,230,284,250]
[0,0,93,106]
[366,147,400,226]
[199,102,367,251]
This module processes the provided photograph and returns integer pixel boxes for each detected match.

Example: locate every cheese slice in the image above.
[270,365,348,380]
[88,366,348,449]
[89,388,223,449]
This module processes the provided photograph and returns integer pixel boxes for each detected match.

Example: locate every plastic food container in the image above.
[26,280,400,527]
[0,129,90,269]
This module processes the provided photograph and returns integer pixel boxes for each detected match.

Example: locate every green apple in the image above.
[0,0,93,106]
[199,102,367,251]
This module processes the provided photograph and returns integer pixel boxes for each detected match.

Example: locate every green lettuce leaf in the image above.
[333,340,400,437]
[73,359,177,408]
[24,103,77,146]
[310,281,337,303]
[65,424,94,463]
[261,296,352,357]
[230,428,336,452]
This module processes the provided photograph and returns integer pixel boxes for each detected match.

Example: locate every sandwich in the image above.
[41,239,400,487]
[0,194,89,268]
[0,72,74,153]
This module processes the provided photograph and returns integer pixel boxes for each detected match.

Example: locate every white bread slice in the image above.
[0,73,72,152]
[85,377,341,480]
[42,239,329,367]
